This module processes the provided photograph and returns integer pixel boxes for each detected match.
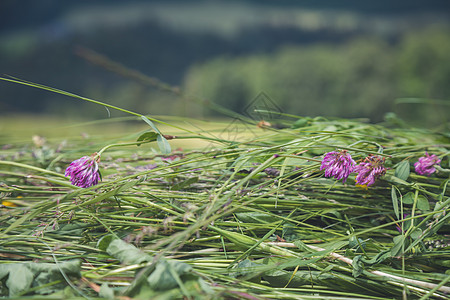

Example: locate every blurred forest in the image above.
[1,0,449,125]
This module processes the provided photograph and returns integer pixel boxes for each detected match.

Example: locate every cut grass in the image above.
[0,113,449,299]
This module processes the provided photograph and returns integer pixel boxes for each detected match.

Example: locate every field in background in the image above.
[0,114,269,149]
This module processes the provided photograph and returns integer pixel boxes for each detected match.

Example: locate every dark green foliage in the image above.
[184,27,450,124]
[0,260,81,297]
[97,235,210,298]
[137,131,159,146]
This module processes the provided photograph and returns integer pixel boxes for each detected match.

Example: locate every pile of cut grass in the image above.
[1,113,449,299]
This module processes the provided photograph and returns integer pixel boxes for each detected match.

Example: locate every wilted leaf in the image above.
[99,283,115,299]
[1,264,34,297]
[230,259,262,283]
[0,260,81,297]
[105,237,152,265]
[360,250,392,265]
[30,260,81,295]
[98,236,205,297]
[349,236,366,252]
[352,255,364,278]
[147,259,192,291]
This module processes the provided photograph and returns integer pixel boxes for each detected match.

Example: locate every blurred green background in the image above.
[1,0,449,125]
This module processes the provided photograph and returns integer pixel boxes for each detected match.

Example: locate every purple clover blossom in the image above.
[65,154,101,188]
[320,150,356,183]
[414,152,441,176]
[354,155,386,187]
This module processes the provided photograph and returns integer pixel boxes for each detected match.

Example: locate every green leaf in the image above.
[391,235,406,256]
[141,116,170,153]
[105,237,152,265]
[417,195,430,211]
[383,174,410,186]
[319,265,334,276]
[291,118,310,128]
[98,236,207,297]
[235,212,280,224]
[394,160,410,181]
[410,228,423,240]
[137,131,158,146]
[361,250,392,265]
[404,217,415,231]
[402,192,414,204]
[230,259,262,282]
[1,264,34,297]
[141,116,162,135]
[157,134,171,154]
[97,235,115,252]
[391,186,400,219]
[0,260,81,297]
[32,261,81,295]
[434,198,448,213]
[295,240,348,254]
[147,259,192,291]
[99,283,115,299]
[352,255,364,278]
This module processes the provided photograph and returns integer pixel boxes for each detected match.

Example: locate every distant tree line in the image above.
[2,0,450,33]
[0,7,449,126]
[182,27,450,125]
